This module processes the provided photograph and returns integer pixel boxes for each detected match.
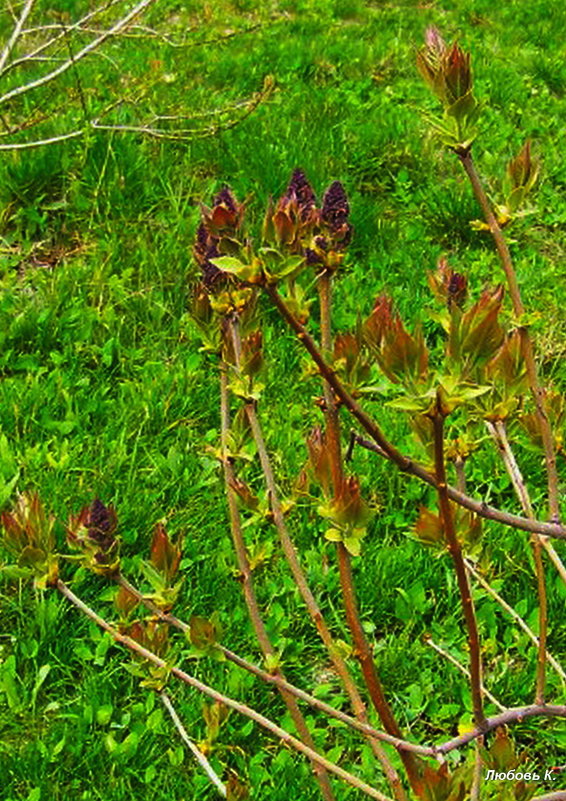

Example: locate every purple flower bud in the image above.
[320,182,353,250]
[321,181,350,229]
[213,186,238,212]
[425,26,446,55]
[284,168,317,220]
[89,498,113,533]
[447,272,468,308]
[305,248,322,265]
[194,223,211,258]
[87,498,117,551]
[193,224,228,290]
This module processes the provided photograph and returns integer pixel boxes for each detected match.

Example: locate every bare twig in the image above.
[0,0,35,73]
[436,704,566,754]
[487,421,533,515]
[160,691,227,797]
[56,579,395,801]
[0,129,83,149]
[0,0,157,107]
[0,74,271,149]
[354,432,566,540]
[0,0,124,79]
[454,456,467,494]
[486,420,550,703]
[470,736,483,801]
[464,559,566,684]
[424,636,505,712]
[487,422,566,584]
[531,793,566,801]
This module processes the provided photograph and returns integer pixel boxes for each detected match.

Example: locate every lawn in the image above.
[0,1,565,799]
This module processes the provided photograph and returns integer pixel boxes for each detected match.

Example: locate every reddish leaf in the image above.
[150,523,182,582]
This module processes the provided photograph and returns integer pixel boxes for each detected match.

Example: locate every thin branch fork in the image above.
[265,285,566,541]
[0,0,157,107]
[352,430,566,540]
[56,579,396,801]
[0,0,35,73]
[0,76,271,149]
[0,0,126,79]
[107,575,566,757]
[115,574,435,758]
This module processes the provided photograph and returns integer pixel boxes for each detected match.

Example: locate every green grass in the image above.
[1,0,565,799]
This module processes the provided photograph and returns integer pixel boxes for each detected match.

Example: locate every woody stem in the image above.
[317,270,422,792]
[432,398,486,729]
[219,354,336,801]
[458,151,560,526]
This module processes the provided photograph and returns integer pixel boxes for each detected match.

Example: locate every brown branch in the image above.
[219,360,336,801]
[55,579,395,801]
[265,285,566,541]
[316,272,421,794]
[226,317,407,801]
[436,704,566,754]
[487,421,533,515]
[458,151,561,526]
[108,576,566,759]
[432,398,485,729]
[454,456,467,494]
[354,432,566,540]
[470,736,483,801]
[488,423,566,585]
[318,271,344,493]
[115,573,436,759]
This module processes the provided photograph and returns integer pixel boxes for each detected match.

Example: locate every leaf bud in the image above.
[306,426,333,498]
[67,498,120,576]
[150,523,182,583]
[363,295,429,384]
[428,257,468,309]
